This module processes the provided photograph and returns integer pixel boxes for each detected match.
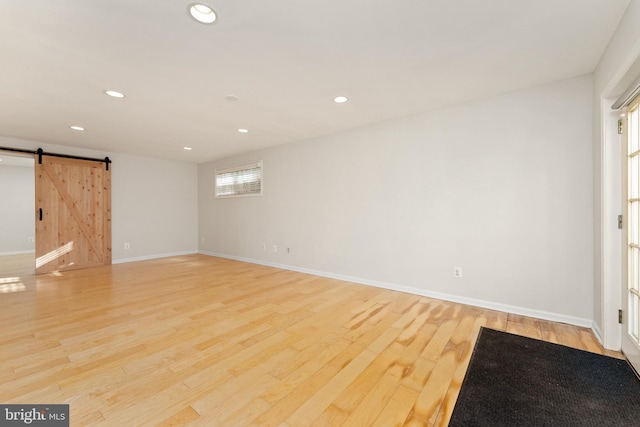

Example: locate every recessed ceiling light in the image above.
[225,95,239,102]
[333,96,348,103]
[183,147,193,151]
[237,128,249,133]
[70,126,85,131]
[105,90,125,98]
[188,3,217,24]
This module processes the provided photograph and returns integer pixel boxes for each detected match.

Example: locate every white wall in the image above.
[109,152,198,261]
[0,163,34,254]
[593,0,640,349]
[199,75,594,325]
[0,136,198,263]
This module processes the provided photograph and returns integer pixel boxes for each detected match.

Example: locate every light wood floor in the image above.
[0,253,35,278]
[0,254,621,426]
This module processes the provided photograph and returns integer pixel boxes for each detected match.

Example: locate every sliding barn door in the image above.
[35,156,111,274]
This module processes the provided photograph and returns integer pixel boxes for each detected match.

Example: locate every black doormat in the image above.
[449,327,640,427]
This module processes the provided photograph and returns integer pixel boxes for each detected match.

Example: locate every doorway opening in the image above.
[0,153,35,287]
[623,96,640,372]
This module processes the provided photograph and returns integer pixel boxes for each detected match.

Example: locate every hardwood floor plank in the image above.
[260,338,352,404]
[411,350,458,425]
[225,398,272,427]
[433,318,484,427]
[420,319,459,361]
[0,254,621,426]
[331,341,406,414]
[250,364,341,426]
[285,349,378,427]
[339,363,404,426]
[156,405,201,426]
[371,384,419,427]
[310,404,350,427]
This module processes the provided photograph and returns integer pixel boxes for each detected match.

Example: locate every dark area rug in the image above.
[449,327,640,426]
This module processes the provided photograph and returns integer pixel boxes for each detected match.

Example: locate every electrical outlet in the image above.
[124,242,131,250]
[272,245,278,253]
[453,267,463,278]
[286,247,290,253]
[262,244,266,251]
[27,237,34,243]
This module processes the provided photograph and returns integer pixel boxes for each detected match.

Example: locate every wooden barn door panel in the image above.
[35,156,111,274]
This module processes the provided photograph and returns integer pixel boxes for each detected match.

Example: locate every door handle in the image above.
[39,208,42,221]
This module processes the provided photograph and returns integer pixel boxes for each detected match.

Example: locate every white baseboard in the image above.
[0,250,35,256]
[113,250,198,265]
[199,251,593,329]
[591,321,605,346]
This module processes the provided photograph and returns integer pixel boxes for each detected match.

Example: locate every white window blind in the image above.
[215,161,262,198]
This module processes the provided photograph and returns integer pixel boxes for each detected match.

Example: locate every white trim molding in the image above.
[200,251,593,329]
[0,250,35,256]
[592,320,605,346]
[113,250,198,265]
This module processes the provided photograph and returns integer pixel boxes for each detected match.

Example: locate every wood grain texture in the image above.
[0,254,620,426]
[35,155,111,274]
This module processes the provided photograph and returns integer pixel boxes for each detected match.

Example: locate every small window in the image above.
[215,161,262,198]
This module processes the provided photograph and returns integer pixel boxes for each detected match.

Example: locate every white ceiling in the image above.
[0,0,630,163]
